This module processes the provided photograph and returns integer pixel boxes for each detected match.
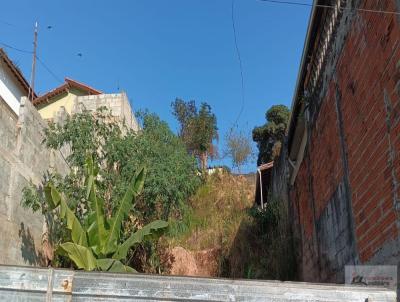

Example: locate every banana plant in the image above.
[44,155,168,272]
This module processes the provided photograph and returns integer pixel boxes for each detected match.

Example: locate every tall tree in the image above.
[252,105,290,165]
[172,99,218,170]
[224,128,253,173]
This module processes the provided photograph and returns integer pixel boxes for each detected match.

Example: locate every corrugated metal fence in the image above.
[0,265,396,301]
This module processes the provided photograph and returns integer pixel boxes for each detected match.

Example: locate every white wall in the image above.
[0,62,26,115]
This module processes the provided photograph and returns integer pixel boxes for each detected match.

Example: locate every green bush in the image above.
[224,197,296,280]
[21,108,200,270]
[45,155,168,272]
[29,108,200,221]
[133,112,201,219]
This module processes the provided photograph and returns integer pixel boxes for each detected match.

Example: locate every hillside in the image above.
[164,172,255,277]
[161,171,296,280]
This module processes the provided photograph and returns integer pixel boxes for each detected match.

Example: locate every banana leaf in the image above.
[112,220,168,260]
[97,258,137,273]
[45,184,88,246]
[104,167,146,255]
[85,156,107,255]
[59,242,97,271]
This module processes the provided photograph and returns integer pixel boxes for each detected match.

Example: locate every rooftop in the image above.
[33,77,102,106]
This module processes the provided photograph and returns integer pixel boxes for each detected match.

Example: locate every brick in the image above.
[284,0,400,282]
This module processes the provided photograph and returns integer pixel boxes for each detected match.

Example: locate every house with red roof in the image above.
[0,48,36,115]
[33,77,102,120]
[33,78,139,131]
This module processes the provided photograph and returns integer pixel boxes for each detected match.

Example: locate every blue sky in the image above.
[1,0,311,173]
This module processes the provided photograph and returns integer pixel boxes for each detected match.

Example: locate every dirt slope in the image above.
[165,173,255,277]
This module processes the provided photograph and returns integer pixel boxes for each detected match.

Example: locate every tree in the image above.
[45,155,168,272]
[224,128,253,173]
[22,107,199,268]
[252,105,290,165]
[37,108,199,220]
[133,111,201,219]
[171,99,218,170]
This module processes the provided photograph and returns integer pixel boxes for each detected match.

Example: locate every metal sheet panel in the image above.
[0,265,396,301]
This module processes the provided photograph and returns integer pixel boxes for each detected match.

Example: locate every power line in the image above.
[231,0,245,126]
[258,0,400,15]
[0,41,63,84]
[36,56,63,83]
[0,19,17,27]
[0,18,33,31]
[0,42,32,54]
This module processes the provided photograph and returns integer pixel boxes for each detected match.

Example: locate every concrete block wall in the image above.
[0,97,68,266]
[72,92,139,131]
[270,1,400,283]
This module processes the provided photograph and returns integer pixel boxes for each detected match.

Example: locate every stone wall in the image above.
[0,97,68,265]
[270,0,400,283]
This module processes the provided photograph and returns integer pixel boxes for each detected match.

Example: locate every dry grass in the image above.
[166,172,255,269]
[165,172,296,280]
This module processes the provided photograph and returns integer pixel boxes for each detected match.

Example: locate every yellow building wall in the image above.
[37,88,88,120]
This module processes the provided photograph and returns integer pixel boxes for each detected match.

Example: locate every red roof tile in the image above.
[33,77,102,106]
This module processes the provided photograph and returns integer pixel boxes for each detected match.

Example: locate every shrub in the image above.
[21,108,199,270]
[44,156,168,272]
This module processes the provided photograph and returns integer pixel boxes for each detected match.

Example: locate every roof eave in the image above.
[286,1,318,150]
[33,78,103,107]
[0,48,37,99]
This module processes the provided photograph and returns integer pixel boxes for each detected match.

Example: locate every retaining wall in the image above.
[0,97,68,265]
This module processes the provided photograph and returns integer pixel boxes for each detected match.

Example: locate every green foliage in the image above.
[171,98,218,170]
[228,197,296,280]
[41,108,199,222]
[224,128,253,173]
[44,107,126,218]
[247,201,281,235]
[134,112,201,219]
[22,108,198,271]
[45,156,168,272]
[252,105,290,165]
[22,184,43,213]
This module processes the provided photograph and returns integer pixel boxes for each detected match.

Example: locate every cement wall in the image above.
[72,92,139,131]
[0,91,138,266]
[0,97,68,266]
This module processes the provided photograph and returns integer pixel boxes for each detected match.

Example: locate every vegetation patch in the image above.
[224,196,297,280]
[164,173,296,280]
[21,108,199,271]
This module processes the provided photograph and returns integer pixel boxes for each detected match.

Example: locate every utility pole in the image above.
[28,21,38,102]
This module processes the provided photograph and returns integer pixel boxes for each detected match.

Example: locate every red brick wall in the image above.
[291,1,400,282]
[291,158,320,282]
[309,84,344,218]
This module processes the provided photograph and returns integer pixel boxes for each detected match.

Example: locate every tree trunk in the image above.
[200,152,208,171]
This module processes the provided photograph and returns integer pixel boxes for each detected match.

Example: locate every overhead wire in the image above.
[0,41,63,84]
[257,0,400,15]
[231,0,245,127]
[0,18,34,30]
[0,42,32,54]
[0,19,17,27]
[35,56,63,83]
